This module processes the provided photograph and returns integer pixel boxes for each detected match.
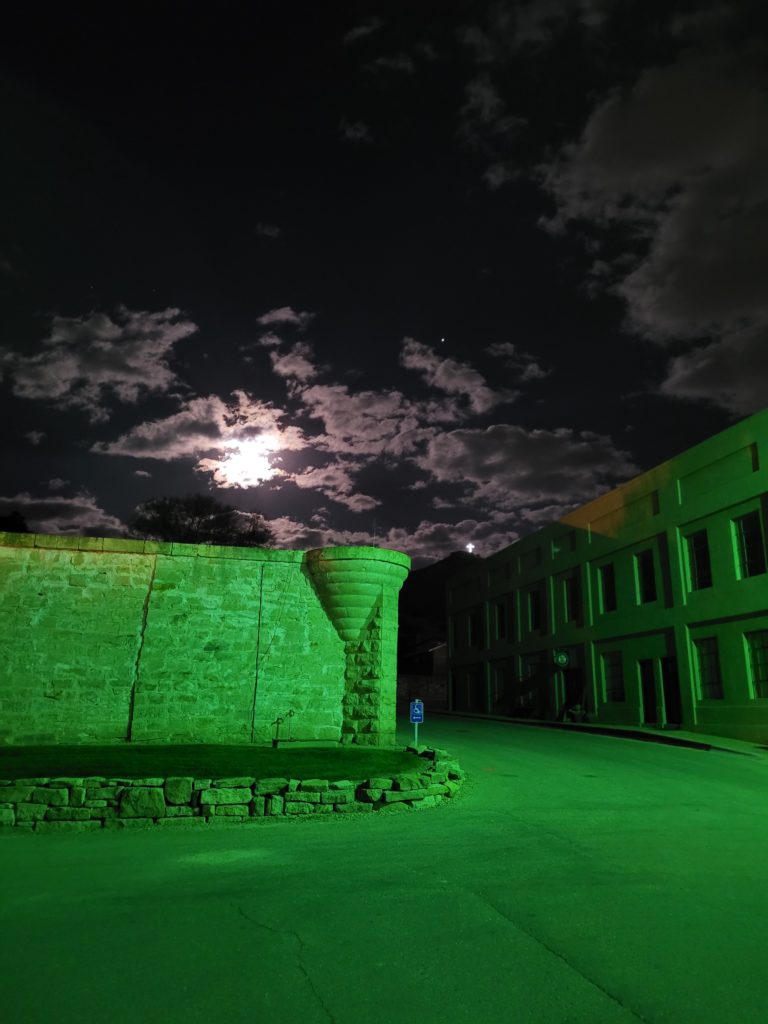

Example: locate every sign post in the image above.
[409,698,424,746]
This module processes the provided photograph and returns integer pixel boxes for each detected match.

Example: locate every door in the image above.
[660,655,682,728]
[639,659,657,726]
[559,667,585,720]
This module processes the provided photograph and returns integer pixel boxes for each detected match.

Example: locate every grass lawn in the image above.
[0,744,427,782]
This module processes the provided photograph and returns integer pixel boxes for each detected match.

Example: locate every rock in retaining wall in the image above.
[0,747,466,832]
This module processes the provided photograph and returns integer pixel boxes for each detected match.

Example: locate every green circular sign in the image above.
[553,649,570,668]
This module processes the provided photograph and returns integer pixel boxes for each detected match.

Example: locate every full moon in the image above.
[214,437,280,487]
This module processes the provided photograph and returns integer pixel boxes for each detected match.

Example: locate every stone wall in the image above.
[0,534,409,747]
[0,746,466,831]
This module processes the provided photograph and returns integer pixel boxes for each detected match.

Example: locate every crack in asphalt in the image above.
[234,903,336,1023]
[480,893,655,1023]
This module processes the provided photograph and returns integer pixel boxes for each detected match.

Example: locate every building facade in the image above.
[446,408,768,745]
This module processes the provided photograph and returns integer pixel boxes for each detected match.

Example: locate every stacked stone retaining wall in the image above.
[0,747,465,832]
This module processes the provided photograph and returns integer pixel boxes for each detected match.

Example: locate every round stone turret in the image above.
[305,546,410,747]
[304,546,410,642]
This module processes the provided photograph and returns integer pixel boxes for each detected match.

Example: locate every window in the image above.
[598,563,617,612]
[734,511,767,579]
[635,549,657,603]
[495,600,507,640]
[601,651,624,701]
[693,637,724,699]
[745,630,768,699]
[527,586,545,633]
[468,607,484,648]
[685,530,712,590]
[563,573,581,622]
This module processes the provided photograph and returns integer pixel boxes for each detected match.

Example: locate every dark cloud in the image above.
[0,492,126,536]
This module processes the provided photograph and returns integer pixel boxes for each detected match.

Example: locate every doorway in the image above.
[660,656,682,728]
[639,659,657,726]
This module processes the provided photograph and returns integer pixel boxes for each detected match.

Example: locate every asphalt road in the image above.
[2,715,767,1024]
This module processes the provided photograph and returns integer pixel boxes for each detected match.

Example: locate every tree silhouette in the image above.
[0,510,30,533]
[128,494,273,547]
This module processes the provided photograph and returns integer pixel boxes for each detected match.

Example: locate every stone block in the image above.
[333,802,373,813]
[16,802,49,821]
[90,807,117,819]
[328,780,355,790]
[211,777,256,788]
[382,789,422,803]
[164,778,193,804]
[126,778,165,787]
[285,802,315,815]
[284,791,321,803]
[266,795,284,815]
[85,800,108,808]
[30,786,67,802]
[3,788,34,802]
[192,779,212,790]
[211,804,249,817]
[0,807,15,826]
[166,805,196,817]
[46,778,85,787]
[45,807,91,821]
[199,787,252,805]
[69,787,86,807]
[86,787,118,800]
[297,779,329,792]
[357,788,383,802]
[365,777,394,790]
[36,820,102,832]
[254,778,289,795]
[391,774,422,791]
[320,790,355,804]
[119,787,167,818]
[15,777,51,785]
[410,795,440,810]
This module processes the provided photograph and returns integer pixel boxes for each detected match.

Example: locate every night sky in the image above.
[1,2,766,566]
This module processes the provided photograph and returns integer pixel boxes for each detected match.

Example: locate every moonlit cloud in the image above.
[538,44,768,415]
[0,306,196,423]
[343,19,383,45]
[92,391,306,463]
[414,424,639,509]
[400,337,515,413]
[291,462,380,512]
[364,54,415,74]
[339,118,373,144]
[25,431,45,445]
[486,342,551,381]
[256,307,314,329]
[256,222,281,238]
[269,342,318,383]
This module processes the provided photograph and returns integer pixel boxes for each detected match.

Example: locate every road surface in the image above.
[1,715,766,1023]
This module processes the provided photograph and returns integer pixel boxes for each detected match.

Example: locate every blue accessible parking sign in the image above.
[410,699,424,746]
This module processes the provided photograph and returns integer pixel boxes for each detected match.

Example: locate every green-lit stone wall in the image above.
[0,535,410,747]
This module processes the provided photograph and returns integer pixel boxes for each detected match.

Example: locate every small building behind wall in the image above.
[446,407,768,745]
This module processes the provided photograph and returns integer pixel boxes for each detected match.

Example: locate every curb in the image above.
[409,708,765,759]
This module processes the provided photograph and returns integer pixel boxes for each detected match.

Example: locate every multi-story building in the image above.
[446,407,768,745]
